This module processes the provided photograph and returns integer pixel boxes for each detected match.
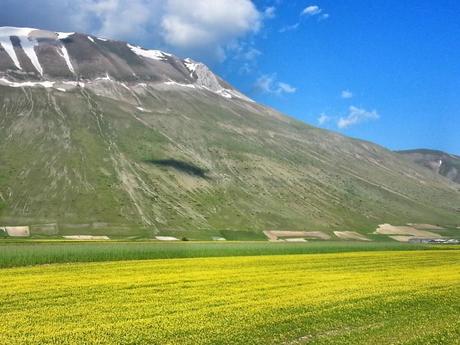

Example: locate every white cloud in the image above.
[255,74,297,95]
[341,90,353,99]
[318,113,331,125]
[281,4,329,33]
[338,106,380,129]
[302,5,322,16]
[279,23,301,33]
[23,0,263,61]
[161,0,261,59]
[80,0,157,40]
[301,5,329,20]
[277,82,297,94]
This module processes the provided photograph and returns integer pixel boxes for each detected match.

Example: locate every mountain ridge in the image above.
[397,149,460,184]
[0,26,251,101]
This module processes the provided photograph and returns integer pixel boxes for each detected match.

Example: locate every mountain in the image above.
[0,27,459,236]
[397,149,460,184]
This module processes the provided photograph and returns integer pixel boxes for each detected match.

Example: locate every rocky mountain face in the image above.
[0,27,248,100]
[0,27,459,235]
[397,149,460,184]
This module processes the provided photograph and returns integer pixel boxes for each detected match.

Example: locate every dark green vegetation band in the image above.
[0,240,452,268]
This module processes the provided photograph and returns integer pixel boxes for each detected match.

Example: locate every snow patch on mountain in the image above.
[18,36,43,75]
[57,44,75,74]
[0,77,54,88]
[0,77,88,90]
[0,73,252,102]
[184,58,199,77]
[127,44,171,61]
[95,73,112,81]
[0,27,35,70]
[182,58,253,102]
[216,90,232,99]
[87,36,95,43]
[56,32,74,40]
[164,80,196,89]
[0,27,36,37]
[63,81,85,88]
[183,58,224,91]
[0,27,44,75]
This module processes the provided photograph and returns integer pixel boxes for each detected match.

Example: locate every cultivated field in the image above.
[0,240,442,268]
[1,249,459,344]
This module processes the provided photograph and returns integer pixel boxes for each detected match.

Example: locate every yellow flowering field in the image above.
[0,250,459,344]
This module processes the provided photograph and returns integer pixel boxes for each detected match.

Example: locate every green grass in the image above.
[1,250,459,344]
[0,240,452,268]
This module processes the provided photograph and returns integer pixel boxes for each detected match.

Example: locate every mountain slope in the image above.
[0,27,459,235]
[397,149,460,184]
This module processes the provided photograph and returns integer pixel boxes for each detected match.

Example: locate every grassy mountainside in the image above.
[1,82,459,235]
[397,149,460,184]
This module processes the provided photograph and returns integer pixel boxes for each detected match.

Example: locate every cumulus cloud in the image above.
[318,113,331,125]
[160,0,261,59]
[0,0,263,61]
[302,5,322,16]
[301,5,329,20]
[338,106,380,129]
[341,90,353,99]
[254,74,297,95]
[79,0,157,40]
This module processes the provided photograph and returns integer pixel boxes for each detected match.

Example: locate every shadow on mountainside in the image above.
[145,159,209,179]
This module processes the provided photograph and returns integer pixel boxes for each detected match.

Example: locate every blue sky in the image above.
[1,0,459,154]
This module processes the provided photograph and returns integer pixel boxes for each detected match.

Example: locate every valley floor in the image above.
[1,249,459,344]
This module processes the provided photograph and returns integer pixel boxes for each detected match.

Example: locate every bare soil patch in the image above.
[389,235,414,242]
[284,238,308,242]
[375,224,442,238]
[407,223,444,230]
[264,231,330,241]
[334,231,371,241]
[63,235,110,240]
[155,236,179,241]
[4,226,30,237]
[212,237,226,241]
[375,224,447,243]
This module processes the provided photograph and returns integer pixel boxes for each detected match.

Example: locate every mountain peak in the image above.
[0,26,250,101]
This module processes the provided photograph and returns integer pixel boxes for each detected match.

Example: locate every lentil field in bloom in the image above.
[1,250,459,344]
